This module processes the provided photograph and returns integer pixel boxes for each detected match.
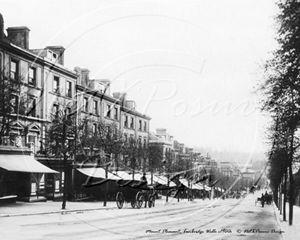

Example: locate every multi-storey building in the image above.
[115,92,150,146]
[0,14,75,201]
[1,14,152,202]
[149,128,173,160]
[74,68,151,148]
[219,162,234,177]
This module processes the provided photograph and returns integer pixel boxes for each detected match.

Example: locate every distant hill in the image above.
[193,147,266,165]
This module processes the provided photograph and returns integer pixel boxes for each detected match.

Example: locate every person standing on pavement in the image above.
[261,193,265,207]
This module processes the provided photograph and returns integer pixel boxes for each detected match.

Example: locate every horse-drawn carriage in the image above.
[115,171,157,209]
[115,184,156,209]
[77,167,176,209]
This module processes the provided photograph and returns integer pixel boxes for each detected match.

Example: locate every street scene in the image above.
[1,192,282,240]
[1,0,300,239]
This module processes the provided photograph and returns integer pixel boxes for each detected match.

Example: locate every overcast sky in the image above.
[1,0,279,157]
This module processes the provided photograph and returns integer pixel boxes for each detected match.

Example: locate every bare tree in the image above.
[0,69,27,144]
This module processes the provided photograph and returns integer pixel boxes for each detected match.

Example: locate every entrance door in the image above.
[45,173,55,200]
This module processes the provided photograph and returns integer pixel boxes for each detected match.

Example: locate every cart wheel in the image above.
[131,201,136,208]
[116,192,124,209]
[136,192,145,209]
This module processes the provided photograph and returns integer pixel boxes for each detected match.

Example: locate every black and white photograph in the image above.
[0,0,299,239]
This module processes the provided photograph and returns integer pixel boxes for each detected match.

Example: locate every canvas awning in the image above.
[191,184,203,190]
[115,171,137,181]
[0,154,57,173]
[77,167,121,180]
[179,178,190,188]
[157,176,177,187]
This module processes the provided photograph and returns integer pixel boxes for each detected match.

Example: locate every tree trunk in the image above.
[279,177,282,215]
[62,153,68,209]
[166,175,169,203]
[283,171,287,221]
[273,184,278,207]
[103,165,108,207]
[288,129,294,226]
[288,164,294,225]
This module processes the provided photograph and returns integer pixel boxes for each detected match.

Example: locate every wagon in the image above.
[115,181,156,209]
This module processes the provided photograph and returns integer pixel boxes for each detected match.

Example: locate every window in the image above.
[28,135,36,151]
[53,53,57,60]
[53,104,59,116]
[10,95,19,113]
[144,121,147,131]
[130,117,134,129]
[84,97,88,112]
[27,97,36,117]
[107,126,111,136]
[124,115,128,128]
[66,81,72,97]
[53,76,59,93]
[92,124,97,134]
[10,59,18,80]
[93,100,98,115]
[66,107,71,119]
[106,104,111,118]
[139,120,142,131]
[28,67,36,86]
[114,107,118,120]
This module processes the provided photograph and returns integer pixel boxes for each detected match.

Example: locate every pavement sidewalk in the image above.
[273,198,300,240]
[0,196,193,217]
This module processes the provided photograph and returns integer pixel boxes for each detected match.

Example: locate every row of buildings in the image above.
[0,14,207,202]
[0,14,261,203]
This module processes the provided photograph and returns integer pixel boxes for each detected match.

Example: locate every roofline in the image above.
[0,40,77,78]
[121,106,151,120]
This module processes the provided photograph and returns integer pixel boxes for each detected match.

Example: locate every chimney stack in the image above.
[0,14,4,41]
[7,26,30,50]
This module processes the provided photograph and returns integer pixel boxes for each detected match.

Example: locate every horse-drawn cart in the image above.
[115,185,156,209]
[115,171,157,209]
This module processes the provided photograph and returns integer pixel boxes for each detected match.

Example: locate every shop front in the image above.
[0,146,57,203]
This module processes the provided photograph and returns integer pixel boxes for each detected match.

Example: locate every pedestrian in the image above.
[261,193,265,207]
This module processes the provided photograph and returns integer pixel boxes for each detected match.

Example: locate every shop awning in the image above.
[179,179,190,188]
[0,154,57,173]
[77,167,121,180]
[157,175,177,187]
[191,184,203,190]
